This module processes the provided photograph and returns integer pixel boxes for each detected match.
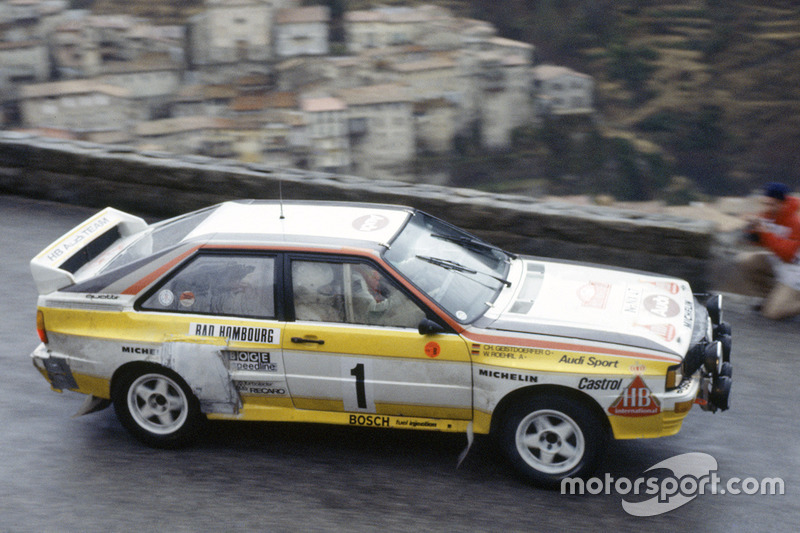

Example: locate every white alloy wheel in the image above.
[127,373,190,435]
[515,409,586,475]
[499,394,606,487]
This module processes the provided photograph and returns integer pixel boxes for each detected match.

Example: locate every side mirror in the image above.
[418,318,445,335]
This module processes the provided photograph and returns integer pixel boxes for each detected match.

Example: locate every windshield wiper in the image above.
[431,233,516,260]
[416,255,511,287]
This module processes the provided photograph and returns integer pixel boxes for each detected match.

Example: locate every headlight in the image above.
[718,333,731,362]
[710,375,732,411]
[706,294,723,325]
[715,322,731,337]
[704,341,723,376]
[684,343,705,377]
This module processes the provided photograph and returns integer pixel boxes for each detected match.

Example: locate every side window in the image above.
[292,259,426,328]
[141,254,276,319]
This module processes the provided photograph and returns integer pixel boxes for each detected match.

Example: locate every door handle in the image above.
[291,337,325,345]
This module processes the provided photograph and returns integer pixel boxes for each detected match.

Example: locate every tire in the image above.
[498,394,606,488]
[112,367,202,449]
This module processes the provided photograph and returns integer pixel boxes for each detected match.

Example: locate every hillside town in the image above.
[0,0,595,182]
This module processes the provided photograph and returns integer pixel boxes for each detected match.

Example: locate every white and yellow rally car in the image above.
[30,200,732,487]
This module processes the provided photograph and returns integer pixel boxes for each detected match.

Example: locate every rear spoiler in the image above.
[31,207,148,295]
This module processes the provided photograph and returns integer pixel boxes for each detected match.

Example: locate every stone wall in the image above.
[0,131,716,288]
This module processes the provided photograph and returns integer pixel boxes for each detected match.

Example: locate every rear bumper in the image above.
[31,343,78,391]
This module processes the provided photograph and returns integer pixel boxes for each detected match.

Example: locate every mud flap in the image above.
[457,421,474,468]
[162,341,241,415]
[73,395,112,418]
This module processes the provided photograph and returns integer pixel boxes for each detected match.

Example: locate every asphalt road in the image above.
[2,194,798,532]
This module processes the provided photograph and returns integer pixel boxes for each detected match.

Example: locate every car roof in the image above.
[184,200,415,249]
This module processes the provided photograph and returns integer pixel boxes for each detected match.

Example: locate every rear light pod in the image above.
[36,309,48,343]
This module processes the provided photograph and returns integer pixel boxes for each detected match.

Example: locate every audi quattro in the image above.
[30,200,732,487]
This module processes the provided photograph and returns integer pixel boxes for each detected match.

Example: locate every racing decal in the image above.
[607,375,661,417]
[39,214,115,265]
[478,369,538,383]
[644,294,680,318]
[480,345,546,360]
[477,344,634,368]
[642,280,680,294]
[558,354,619,368]
[635,323,676,342]
[158,290,174,306]
[122,346,159,356]
[85,294,120,300]
[683,299,694,328]
[622,286,642,314]
[179,291,195,307]
[189,323,280,344]
[235,381,287,395]
[629,362,646,374]
[578,282,611,309]
[349,414,390,427]
[424,341,441,358]
[578,377,622,390]
[224,351,277,372]
[352,214,389,232]
[342,359,376,412]
[348,414,440,430]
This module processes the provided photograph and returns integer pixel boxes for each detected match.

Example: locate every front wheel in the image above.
[113,367,202,448]
[498,394,606,488]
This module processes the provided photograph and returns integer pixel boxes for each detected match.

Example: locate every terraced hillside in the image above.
[76,0,800,194]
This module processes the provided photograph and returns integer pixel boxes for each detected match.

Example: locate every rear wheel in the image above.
[113,367,202,448]
[498,394,606,488]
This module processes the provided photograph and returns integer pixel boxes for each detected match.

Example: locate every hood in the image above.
[481,258,696,355]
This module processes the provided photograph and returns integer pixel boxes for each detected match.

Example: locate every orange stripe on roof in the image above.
[121,247,199,295]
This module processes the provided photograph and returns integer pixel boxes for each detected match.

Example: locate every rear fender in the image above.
[161,338,241,415]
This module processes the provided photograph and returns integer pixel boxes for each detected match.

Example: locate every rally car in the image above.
[30,200,732,487]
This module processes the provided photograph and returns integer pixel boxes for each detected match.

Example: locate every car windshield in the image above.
[383,211,512,323]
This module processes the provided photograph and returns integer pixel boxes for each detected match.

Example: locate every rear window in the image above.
[96,206,216,275]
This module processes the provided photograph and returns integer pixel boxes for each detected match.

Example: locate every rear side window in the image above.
[141,254,276,319]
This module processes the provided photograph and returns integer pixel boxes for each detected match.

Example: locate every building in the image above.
[98,53,183,119]
[188,0,299,76]
[414,97,459,154]
[384,52,460,101]
[274,5,330,58]
[19,79,136,134]
[344,5,449,54]
[0,39,49,85]
[338,83,414,180]
[300,96,349,172]
[531,65,594,116]
[134,115,237,156]
[461,50,536,149]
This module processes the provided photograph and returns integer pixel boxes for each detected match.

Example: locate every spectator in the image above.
[736,182,800,319]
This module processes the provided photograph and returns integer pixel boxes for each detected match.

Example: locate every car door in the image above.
[282,255,473,420]
[138,251,288,414]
